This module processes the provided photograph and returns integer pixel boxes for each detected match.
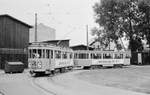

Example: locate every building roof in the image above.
[40,39,70,48]
[0,14,32,28]
[42,39,70,43]
[70,44,94,50]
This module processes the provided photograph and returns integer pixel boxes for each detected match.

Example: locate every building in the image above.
[0,14,32,69]
[30,23,56,42]
[89,40,124,51]
[70,44,94,50]
[41,39,70,48]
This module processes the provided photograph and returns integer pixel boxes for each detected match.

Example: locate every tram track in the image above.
[0,91,5,95]
[32,77,57,95]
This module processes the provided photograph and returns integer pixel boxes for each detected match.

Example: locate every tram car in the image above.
[73,50,131,69]
[28,42,74,76]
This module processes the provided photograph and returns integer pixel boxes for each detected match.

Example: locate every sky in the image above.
[0,0,99,46]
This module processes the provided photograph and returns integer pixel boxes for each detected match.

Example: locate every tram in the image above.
[73,50,131,69]
[28,42,74,76]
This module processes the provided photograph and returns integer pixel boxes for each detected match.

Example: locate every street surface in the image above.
[0,67,149,95]
[35,70,148,95]
[0,70,50,95]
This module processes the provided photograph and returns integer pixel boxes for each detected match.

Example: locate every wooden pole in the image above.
[86,25,89,50]
[35,13,37,42]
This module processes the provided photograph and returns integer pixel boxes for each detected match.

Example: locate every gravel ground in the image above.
[76,65,150,94]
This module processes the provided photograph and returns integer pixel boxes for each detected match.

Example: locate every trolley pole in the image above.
[86,25,89,50]
[35,13,37,42]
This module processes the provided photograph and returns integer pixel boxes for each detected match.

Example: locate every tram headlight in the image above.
[37,61,42,69]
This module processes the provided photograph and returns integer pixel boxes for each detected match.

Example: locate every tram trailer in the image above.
[73,50,131,69]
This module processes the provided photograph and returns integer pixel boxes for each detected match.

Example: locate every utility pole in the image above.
[86,25,89,50]
[35,13,37,42]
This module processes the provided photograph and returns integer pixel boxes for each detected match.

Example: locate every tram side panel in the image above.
[74,59,92,67]
[54,59,74,69]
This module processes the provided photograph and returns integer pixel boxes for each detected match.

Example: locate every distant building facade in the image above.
[0,14,32,69]
[30,23,56,42]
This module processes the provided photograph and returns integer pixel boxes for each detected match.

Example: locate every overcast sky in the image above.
[0,0,99,46]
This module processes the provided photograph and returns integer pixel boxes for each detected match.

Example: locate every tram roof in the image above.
[73,50,131,53]
[28,42,73,51]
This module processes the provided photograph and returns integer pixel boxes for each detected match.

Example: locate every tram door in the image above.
[49,50,54,70]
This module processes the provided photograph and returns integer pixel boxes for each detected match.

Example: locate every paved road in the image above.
[35,70,148,95]
[0,69,148,95]
[0,70,51,95]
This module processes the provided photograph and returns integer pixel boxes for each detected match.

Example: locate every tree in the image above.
[138,0,150,47]
[92,0,147,51]
[91,27,110,49]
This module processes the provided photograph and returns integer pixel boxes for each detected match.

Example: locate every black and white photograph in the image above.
[0,0,150,95]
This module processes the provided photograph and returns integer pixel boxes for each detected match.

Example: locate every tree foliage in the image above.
[92,0,150,51]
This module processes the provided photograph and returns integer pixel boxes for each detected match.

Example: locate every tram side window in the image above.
[62,52,67,59]
[91,54,93,59]
[125,54,131,58]
[115,54,123,59]
[79,53,87,59]
[29,49,32,58]
[42,49,45,58]
[70,53,73,59]
[37,49,42,58]
[50,50,53,59]
[32,49,36,58]
[103,53,112,59]
[92,53,101,59]
[46,50,50,58]
[55,51,61,59]
[74,53,78,59]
